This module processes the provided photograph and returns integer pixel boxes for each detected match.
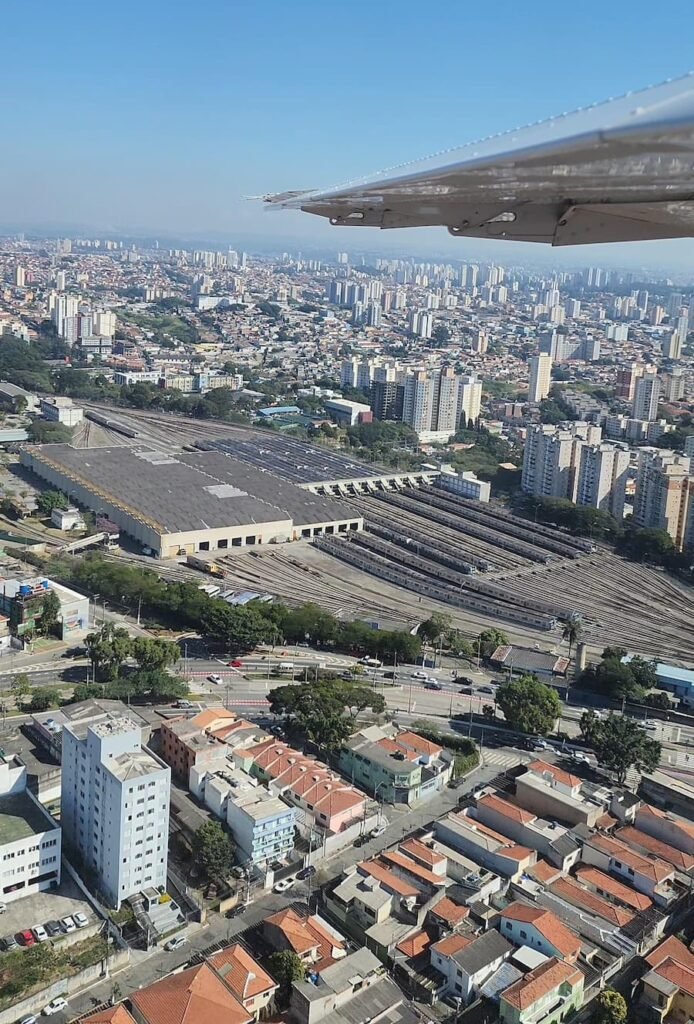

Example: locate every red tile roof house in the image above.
[635,804,694,856]
[264,908,347,971]
[208,943,279,1019]
[129,963,253,1024]
[473,792,581,871]
[498,902,581,962]
[581,832,681,907]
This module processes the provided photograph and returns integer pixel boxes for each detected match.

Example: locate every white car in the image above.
[571,751,591,764]
[43,997,68,1016]
[73,912,89,928]
[412,670,428,680]
[164,935,187,952]
[370,824,387,838]
[32,925,49,942]
[273,876,296,893]
[208,673,223,685]
[60,916,76,933]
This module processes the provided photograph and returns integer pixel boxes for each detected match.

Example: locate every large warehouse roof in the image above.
[26,444,356,533]
[197,435,393,486]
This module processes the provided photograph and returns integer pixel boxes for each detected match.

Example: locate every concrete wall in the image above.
[304,811,381,864]
[0,946,129,1024]
[514,777,601,828]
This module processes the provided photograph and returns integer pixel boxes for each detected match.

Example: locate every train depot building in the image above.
[21,443,364,558]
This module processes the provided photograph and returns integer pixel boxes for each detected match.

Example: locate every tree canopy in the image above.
[581,713,661,783]
[592,990,628,1024]
[577,650,657,703]
[192,821,235,880]
[268,679,385,749]
[496,675,561,735]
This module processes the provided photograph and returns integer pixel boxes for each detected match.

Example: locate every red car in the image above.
[17,929,36,946]
[228,660,243,668]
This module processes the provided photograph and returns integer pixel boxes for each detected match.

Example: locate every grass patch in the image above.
[0,934,109,1010]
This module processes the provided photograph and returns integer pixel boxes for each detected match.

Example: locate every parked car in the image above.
[370,824,387,838]
[73,912,89,928]
[352,834,368,847]
[1,934,17,951]
[175,699,195,709]
[32,925,49,943]
[297,866,316,880]
[571,751,591,764]
[42,997,68,1016]
[208,673,223,685]
[44,920,62,938]
[17,930,36,947]
[164,935,187,952]
[0,902,5,914]
[17,1014,38,1024]
[60,916,76,933]
[273,876,296,893]
[226,903,248,919]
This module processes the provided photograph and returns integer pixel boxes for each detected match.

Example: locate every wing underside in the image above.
[264,75,694,245]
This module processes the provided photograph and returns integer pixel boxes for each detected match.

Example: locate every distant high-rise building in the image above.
[55,270,66,292]
[328,280,344,305]
[527,353,552,403]
[615,362,645,402]
[566,299,581,318]
[575,443,630,519]
[337,252,349,264]
[402,370,436,432]
[663,331,683,361]
[365,302,381,328]
[636,289,649,312]
[471,331,488,354]
[660,368,685,402]
[52,293,80,339]
[351,302,365,326]
[340,358,359,389]
[649,305,665,326]
[15,265,26,288]
[370,380,403,421]
[668,292,684,318]
[409,309,433,339]
[457,374,482,427]
[94,309,116,339]
[61,713,170,909]
[632,372,661,421]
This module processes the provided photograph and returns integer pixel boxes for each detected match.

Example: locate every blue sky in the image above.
[4,0,694,266]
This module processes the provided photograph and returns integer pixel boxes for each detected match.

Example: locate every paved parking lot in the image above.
[0,875,98,946]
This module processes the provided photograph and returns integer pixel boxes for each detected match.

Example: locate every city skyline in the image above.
[3,0,694,268]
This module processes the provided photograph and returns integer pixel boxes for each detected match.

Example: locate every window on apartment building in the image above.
[520,930,527,939]
[505,922,512,930]
[614,860,622,868]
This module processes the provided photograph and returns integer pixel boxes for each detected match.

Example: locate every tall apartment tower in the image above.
[61,714,170,909]
[15,265,26,288]
[522,422,602,501]
[615,362,645,402]
[527,353,552,403]
[632,372,661,421]
[575,443,630,519]
[457,374,482,427]
[633,449,694,550]
[402,371,435,432]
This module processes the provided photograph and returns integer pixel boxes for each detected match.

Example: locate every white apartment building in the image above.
[0,760,61,905]
[457,373,482,426]
[527,353,552,403]
[521,422,602,501]
[410,309,434,339]
[61,714,170,909]
[575,443,630,520]
[403,371,435,432]
[94,310,117,338]
[51,293,80,339]
[632,372,661,421]
[40,396,84,426]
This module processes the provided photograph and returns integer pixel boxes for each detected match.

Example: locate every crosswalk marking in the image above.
[482,750,526,769]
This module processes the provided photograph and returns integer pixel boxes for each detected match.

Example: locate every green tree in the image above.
[36,490,69,516]
[561,615,583,660]
[70,683,104,702]
[85,623,133,680]
[478,628,508,658]
[131,637,180,671]
[496,676,561,735]
[591,715,661,783]
[592,989,628,1024]
[39,590,61,637]
[269,949,306,1005]
[11,672,32,706]
[268,680,356,748]
[419,613,452,645]
[27,686,60,712]
[579,710,603,746]
[191,821,235,880]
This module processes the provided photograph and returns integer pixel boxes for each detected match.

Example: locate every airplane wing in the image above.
[264,74,694,246]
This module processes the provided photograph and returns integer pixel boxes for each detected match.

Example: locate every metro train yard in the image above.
[22,404,694,664]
